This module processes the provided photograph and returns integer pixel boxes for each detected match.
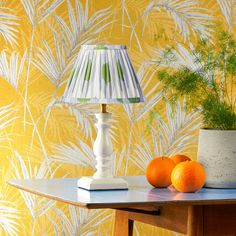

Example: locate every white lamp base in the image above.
[78,112,129,191]
[77,177,128,190]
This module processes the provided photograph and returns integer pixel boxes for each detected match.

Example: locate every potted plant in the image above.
[155,32,236,188]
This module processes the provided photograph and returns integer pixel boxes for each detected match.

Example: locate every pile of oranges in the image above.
[146,154,206,193]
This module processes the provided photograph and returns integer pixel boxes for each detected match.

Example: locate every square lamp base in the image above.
[77,177,129,190]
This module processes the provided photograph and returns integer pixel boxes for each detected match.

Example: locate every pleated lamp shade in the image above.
[62,45,145,104]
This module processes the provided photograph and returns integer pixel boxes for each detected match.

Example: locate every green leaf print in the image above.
[84,60,92,81]
[102,63,111,84]
[117,60,124,81]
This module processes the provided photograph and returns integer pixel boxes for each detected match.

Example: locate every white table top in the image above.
[7,176,236,209]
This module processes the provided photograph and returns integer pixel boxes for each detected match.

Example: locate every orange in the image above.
[171,154,191,164]
[146,157,176,188]
[171,161,206,193]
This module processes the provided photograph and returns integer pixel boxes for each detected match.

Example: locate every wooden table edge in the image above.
[7,180,90,209]
[7,180,236,210]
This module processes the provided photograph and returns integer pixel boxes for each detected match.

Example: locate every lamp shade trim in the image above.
[62,44,145,104]
[82,45,127,50]
[70,97,144,104]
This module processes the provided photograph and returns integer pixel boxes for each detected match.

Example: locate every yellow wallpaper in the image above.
[0,0,234,235]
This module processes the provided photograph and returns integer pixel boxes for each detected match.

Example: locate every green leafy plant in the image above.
[156,32,236,130]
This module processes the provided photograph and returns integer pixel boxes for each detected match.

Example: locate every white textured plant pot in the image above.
[198,129,236,188]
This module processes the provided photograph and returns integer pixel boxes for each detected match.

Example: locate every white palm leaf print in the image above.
[0,104,17,130]
[122,64,163,175]
[120,0,143,51]
[123,64,163,122]
[0,200,19,236]
[50,138,125,175]
[0,104,18,145]
[32,98,97,141]
[131,99,201,172]
[32,1,112,143]
[33,32,66,87]
[150,44,199,69]
[33,0,112,88]
[72,105,118,142]
[68,104,97,139]
[21,0,64,127]
[21,0,64,25]
[113,146,126,176]
[151,43,215,83]
[217,0,236,28]
[50,138,96,169]
[0,50,27,89]
[10,152,58,221]
[53,0,112,57]
[0,7,18,45]
[52,206,111,236]
[141,0,214,41]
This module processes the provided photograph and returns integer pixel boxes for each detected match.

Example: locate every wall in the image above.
[0,0,233,235]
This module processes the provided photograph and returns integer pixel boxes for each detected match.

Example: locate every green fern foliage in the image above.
[157,32,236,130]
[202,95,236,130]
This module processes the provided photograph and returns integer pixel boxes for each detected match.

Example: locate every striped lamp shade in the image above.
[62,45,145,104]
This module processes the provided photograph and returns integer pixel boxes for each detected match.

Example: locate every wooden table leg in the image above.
[187,204,236,236]
[187,206,204,236]
[113,210,134,236]
[113,204,236,236]
[113,206,187,236]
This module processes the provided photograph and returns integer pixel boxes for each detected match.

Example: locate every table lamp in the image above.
[62,45,145,190]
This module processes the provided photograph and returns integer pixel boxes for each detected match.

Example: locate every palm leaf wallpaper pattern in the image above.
[0,0,234,235]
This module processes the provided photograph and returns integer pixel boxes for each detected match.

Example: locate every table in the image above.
[7,176,236,236]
